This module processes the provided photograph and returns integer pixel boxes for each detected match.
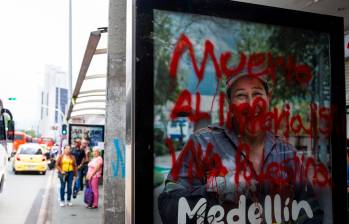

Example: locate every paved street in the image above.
[0,161,52,224]
[0,160,104,224]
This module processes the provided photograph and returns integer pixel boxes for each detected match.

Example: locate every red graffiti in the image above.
[166,138,228,185]
[220,51,246,78]
[170,90,210,122]
[235,143,331,188]
[165,33,332,192]
[169,33,313,86]
[166,138,331,190]
[170,90,332,137]
[169,34,222,82]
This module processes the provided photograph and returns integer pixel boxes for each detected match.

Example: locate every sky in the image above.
[0,0,108,130]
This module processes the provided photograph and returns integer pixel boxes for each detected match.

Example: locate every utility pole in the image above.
[68,0,73,107]
[104,0,127,223]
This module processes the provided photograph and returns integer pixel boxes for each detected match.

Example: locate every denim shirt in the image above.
[158,124,323,224]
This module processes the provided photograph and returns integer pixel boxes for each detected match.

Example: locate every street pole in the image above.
[40,105,66,153]
[68,0,73,107]
[104,0,126,223]
[40,105,66,123]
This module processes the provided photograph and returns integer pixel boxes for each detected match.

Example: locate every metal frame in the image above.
[84,74,107,80]
[71,113,105,117]
[66,30,106,121]
[79,89,106,95]
[71,107,105,112]
[74,99,106,105]
[95,48,107,55]
[77,94,106,99]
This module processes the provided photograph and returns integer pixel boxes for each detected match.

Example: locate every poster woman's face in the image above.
[229,76,270,137]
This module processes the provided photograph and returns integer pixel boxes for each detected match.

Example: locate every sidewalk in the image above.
[48,172,104,224]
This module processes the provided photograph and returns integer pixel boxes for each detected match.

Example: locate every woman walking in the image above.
[56,145,77,207]
[86,146,103,208]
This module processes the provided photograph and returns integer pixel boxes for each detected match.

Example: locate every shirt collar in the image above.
[210,123,277,160]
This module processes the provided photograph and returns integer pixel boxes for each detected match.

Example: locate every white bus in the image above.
[0,99,15,193]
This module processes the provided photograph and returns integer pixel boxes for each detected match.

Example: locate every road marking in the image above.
[36,171,54,224]
[24,188,45,224]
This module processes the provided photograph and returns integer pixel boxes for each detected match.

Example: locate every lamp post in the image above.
[68,0,72,104]
[40,105,66,123]
[40,105,67,154]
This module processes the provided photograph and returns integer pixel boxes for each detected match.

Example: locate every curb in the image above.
[36,170,54,224]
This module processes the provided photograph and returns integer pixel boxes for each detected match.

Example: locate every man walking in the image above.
[80,139,91,191]
[71,138,86,198]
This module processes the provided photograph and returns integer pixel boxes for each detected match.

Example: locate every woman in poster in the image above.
[158,72,324,224]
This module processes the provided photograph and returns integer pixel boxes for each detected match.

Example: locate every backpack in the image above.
[84,180,94,206]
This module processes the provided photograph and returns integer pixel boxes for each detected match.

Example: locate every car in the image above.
[13,143,47,175]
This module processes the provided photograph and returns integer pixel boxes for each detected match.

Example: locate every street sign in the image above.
[8,98,16,101]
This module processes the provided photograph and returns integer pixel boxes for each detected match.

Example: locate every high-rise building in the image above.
[38,65,68,140]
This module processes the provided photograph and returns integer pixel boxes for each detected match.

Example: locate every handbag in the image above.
[84,180,94,206]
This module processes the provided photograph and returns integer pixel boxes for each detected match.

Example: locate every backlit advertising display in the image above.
[134,1,346,223]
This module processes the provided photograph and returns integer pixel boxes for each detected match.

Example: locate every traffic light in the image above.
[8,97,16,101]
[62,124,67,135]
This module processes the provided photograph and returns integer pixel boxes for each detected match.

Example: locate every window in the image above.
[15,135,23,140]
[20,147,42,155]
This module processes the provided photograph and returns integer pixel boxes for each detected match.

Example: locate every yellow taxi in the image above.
[13,143,47,175]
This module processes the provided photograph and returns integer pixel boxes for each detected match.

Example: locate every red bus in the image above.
[39,137,55,150]
[13,132,28,152]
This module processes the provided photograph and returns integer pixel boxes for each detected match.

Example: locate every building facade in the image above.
[38,65,68,140]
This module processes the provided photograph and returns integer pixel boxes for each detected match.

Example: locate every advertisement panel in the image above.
[68,124,104,148]
[134,1,346,223]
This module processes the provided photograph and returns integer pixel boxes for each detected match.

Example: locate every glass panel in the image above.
[20,147,42,155]
[153,9,332,224]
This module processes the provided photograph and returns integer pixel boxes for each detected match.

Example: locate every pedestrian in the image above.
[86,146,103,209]
[80,139,91,191]
[71,138,86,198]
[56,145,77,207]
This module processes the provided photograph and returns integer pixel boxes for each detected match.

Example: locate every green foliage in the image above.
[237,24,274,54]
[154,128,167,155]
[154,171,165,187]
[154,128,184,156]
[154,13,180,106]
[268,27,330,106]
[154,141,168,156]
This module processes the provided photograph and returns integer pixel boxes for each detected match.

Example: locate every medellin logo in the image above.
[177,194,313,224]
